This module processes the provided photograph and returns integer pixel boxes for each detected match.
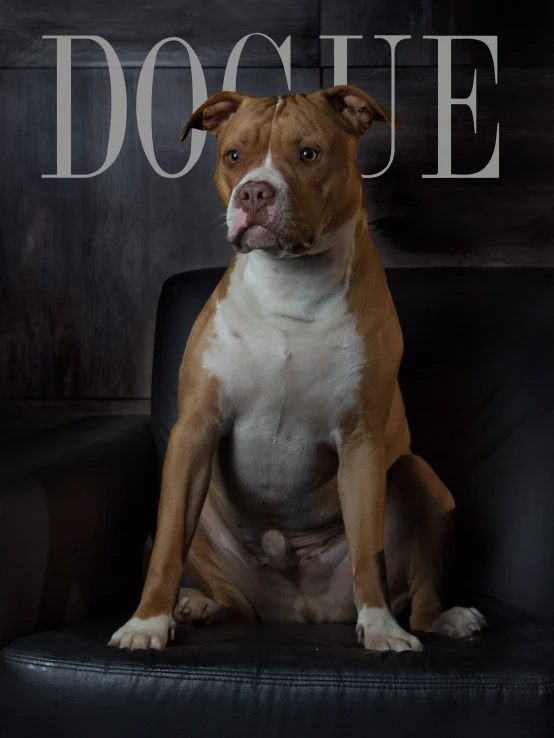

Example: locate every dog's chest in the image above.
[202,274,366,504]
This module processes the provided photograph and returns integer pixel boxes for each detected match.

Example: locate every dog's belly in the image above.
[203,380,357,620]
[196,490,358,623]
[217,420,341,529]
[194,471,412,624]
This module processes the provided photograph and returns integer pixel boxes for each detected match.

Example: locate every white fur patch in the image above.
[357,605,423,652]
[264,96,283,169]
[428,606,488,638]
[107,614,172,650]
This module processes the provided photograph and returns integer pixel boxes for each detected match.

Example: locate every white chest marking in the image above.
[203,217,365,504]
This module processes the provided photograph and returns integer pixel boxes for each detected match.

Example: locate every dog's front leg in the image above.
[337,431,423,652]
[108,415,218,650]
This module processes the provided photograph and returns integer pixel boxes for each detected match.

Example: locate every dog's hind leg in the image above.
[174,587,229,626]
[178,521,258,625]
[385,453,487,637]
[385,453,455,631]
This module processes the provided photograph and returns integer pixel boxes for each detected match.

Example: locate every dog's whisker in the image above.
[211,213,227,225]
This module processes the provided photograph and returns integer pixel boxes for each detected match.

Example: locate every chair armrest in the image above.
[0,415,154,648]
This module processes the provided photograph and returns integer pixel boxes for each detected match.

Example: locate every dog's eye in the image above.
[300,148,318,162]
[227,149,240,163]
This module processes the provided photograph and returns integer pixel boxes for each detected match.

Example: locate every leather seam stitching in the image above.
[3,654,553,691]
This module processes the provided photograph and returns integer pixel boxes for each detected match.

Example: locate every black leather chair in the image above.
[1,267,554,738]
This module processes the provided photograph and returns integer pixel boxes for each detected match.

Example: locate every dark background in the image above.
[1,0,552,441]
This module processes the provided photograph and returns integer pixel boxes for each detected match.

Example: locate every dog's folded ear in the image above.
[312,85,400,136]
[181,91,255,141]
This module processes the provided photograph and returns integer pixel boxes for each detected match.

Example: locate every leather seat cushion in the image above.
[1,616,553,738]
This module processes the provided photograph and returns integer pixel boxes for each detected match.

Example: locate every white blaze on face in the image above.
[226,96,290,240]
[264,95,284,170]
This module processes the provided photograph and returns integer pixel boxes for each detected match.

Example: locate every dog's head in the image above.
[182,86,399,259]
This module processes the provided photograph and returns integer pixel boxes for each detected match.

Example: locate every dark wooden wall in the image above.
[0,0,552,440]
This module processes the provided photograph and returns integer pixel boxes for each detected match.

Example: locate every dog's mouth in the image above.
[232,225,315,258]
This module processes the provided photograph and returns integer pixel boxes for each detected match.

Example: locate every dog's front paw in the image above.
[107,614,175,650]
[356,606,424,652]
[428,606,488,638]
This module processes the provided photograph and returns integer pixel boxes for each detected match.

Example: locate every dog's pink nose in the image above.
[238,181,275,214]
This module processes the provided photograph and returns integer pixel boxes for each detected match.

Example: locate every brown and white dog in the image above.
[109,86,487,652]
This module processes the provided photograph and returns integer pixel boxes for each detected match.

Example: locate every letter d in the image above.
[42,36,127,178]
